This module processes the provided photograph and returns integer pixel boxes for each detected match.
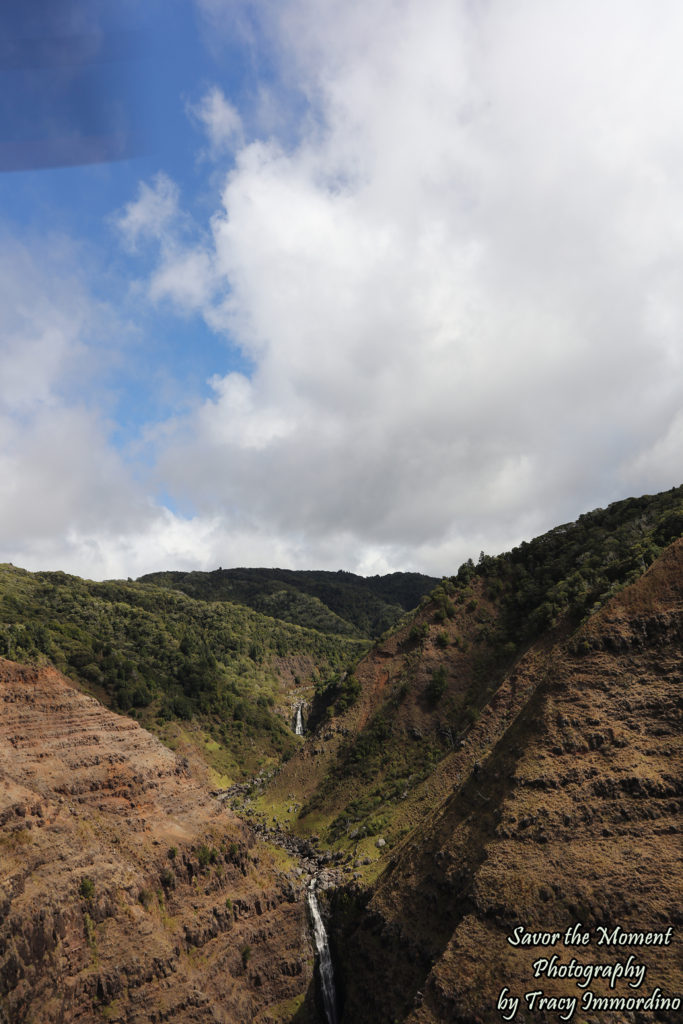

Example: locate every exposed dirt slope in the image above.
[0,660,315,1024]
[334,541,683,1023]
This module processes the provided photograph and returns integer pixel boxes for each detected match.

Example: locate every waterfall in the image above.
[307,880,339,1024]
[294,703,304,736]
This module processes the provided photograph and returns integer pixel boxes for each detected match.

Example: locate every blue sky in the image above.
[1,0,682,580]
[0,0,249,434]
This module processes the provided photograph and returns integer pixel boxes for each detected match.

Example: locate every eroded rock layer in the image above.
[336,541,683,1023]
[0,660,314,1024]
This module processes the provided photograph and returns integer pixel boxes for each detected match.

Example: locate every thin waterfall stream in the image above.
[294,703,304,735]
[307,879,339,1024]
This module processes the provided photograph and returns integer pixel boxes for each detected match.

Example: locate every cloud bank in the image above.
[3,0,683,578]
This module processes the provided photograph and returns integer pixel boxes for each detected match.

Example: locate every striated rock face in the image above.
[0,660,314,1024]
[2,536,681,1024]
[336,541,683,1023]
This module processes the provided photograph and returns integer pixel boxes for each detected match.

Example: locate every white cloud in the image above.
[0,239,95,414]
[115,172,180,251]
[114,173,221,315]
[0,235,166,578]
[188,86,243,157]
[149,247,218,312]
[138,0,683,573]
[6,0,683,581]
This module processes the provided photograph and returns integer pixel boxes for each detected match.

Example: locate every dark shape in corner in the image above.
[0,0,146,170]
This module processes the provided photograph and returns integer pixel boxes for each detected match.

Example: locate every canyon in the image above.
[1,491,681,1022]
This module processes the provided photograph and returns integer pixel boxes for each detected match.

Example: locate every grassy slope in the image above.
[0,567,368,780]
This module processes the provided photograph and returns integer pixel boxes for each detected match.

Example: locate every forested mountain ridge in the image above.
[0,566,368,779]
[0,565,437,779]
[138,567,439,638]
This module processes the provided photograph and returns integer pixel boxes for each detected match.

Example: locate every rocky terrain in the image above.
[0,660,317,1024]
[331,539,683,1022]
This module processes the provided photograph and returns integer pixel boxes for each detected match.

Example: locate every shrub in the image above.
[197,844,218,868]
[84,910,96,951]
[426,665,447,704]
[79,876,95,900]
[463,705,479,726]
[160,867,175,890]
[335,674,361,713]
[138,888,154,909]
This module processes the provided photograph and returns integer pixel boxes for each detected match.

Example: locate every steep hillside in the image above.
[0,567,367,780]
[250,490,683,1022]
[331,538,682,1023]
[138,568,438,639]
[0,658,318,1024]
[263,485,683,853]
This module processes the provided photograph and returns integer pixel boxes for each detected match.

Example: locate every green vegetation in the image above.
[408,622,429,643]
[403,487,683,727]
[197,843,219,868]
[310,669,362,723]
[299,486,683,846]
[425,664,447,704]
[301,702,443,841]
[160,867,176,890]
[79,876,95,900]
[83,910,97,958]
[0,565,367,777]
[138,567,438,639]
[452,485,683,646]
[1,486,680,844]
